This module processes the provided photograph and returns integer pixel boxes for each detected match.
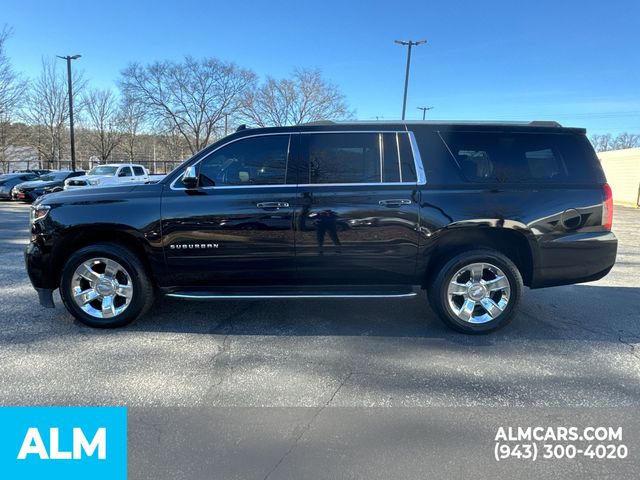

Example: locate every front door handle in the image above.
[256,201,290,209]
[379,199,412,207]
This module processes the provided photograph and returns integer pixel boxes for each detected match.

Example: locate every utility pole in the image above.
[224,113,229,136]
[394,40,426,120]
[57,54,81,171]
[417,106,434,120]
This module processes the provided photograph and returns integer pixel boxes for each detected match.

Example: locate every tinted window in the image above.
[133,166,145,176]
[381,133,417,183]
[397,133,417,182]
[438,131,603,184]
[119,167,133,177]
[305,133,380,184]
[382,133,400,182]
[198,135,290,187]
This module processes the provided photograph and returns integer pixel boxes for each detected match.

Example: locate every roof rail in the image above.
[301,120,336,126]
[529,120,562,127]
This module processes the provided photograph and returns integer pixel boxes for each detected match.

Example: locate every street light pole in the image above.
[417,106,434,120]
[57,54,81,171]
[394,40,426,120]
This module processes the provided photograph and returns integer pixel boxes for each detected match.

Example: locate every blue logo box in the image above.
[0,407,127,479]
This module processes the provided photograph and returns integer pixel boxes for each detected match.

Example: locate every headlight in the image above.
[88,179,100,185]
[30,205,50,224]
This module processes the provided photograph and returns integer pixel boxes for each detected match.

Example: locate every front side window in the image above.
[197,135,290,187]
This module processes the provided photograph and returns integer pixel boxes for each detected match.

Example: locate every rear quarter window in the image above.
[435,131,604,184]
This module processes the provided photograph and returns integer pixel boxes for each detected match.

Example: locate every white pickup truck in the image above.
[64,164,149,190]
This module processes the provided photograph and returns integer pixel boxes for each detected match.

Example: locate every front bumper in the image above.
[530,231,618,288]
[25,240,57,290]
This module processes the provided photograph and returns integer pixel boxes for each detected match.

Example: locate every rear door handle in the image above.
[379,199,412,207]
[256,201,290,209]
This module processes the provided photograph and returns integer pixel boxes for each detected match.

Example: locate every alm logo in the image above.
[0,407,126,480]
[17,427,106,460]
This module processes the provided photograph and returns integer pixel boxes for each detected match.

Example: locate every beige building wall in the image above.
[598,148,640,207]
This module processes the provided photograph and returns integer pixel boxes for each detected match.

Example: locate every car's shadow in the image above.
[125,284,640,347]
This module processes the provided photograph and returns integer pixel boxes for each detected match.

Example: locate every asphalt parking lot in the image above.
[1,201,639,478]
[1,200,638,408]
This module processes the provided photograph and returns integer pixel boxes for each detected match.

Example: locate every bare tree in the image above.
[82,88,123,161]
[590,133,614,152]
[119,95,146,161]
[120,56,255,154]
[0,26,28,171]
[612,132,640,150]
[591,132,640,152]
[241,68,353,127]
[23,57,84,168]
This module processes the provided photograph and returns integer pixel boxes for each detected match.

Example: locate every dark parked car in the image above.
[25,121,617,333]
[12,170,86,202]
[0,173,40,200]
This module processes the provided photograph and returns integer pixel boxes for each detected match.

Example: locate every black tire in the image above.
[59,243,154,328]
[427,249,523,334]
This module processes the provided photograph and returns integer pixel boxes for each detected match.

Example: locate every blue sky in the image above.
[3,0,639,134]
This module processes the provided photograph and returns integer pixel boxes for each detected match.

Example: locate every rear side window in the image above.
[306,133,380,184]
[118,167,133,177]
[437,131,603,184]
[302,132,416,185]
[133,166,145,176]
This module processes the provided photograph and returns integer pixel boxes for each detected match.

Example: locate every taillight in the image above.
[602,183,613,231]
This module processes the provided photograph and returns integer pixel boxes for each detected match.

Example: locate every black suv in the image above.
[25,121,617,333]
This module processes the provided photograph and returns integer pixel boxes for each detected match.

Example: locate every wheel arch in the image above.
[423,227,536,287]
[50,225,155,287]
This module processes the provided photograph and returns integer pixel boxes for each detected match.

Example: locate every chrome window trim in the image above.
[169,129,426,190]
[407,130,427,185]
[378,133,383,183]
[297,181,412,188]
[396,132,403,181]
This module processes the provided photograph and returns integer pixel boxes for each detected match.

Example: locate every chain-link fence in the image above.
[1,158,184,175]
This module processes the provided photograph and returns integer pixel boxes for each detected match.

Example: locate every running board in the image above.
[165,286,419,300]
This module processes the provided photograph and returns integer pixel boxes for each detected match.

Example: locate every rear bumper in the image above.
[530,231,618,288]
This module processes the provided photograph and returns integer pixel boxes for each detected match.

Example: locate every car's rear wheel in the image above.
[59,243,154,328]
[427,249,523,334]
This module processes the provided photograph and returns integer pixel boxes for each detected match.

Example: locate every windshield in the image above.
[88,166,118,176]
[37,172,70,182]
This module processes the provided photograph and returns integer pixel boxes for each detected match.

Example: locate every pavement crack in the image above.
[618,331,640,360]
[263,371,353,480]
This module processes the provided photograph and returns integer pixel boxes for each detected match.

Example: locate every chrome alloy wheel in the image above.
[71,257,133,319]
[446,262,511,324]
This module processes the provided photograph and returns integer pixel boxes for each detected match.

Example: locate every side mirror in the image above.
[181,165,199,189]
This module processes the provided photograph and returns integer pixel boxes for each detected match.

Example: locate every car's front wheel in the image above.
[427,249,523,334]
[59,243,154,328]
